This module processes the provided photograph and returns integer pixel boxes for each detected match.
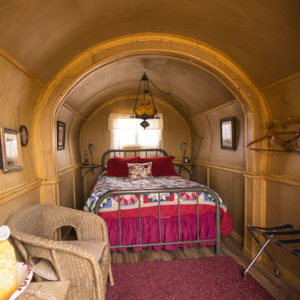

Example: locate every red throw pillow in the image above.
[141,156,178,177]
[107,156,142,177]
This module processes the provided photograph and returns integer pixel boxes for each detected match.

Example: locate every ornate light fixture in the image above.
[131,71,159,129]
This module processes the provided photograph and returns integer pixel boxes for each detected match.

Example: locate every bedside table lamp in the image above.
[180,142,188,163]
[83,150,89,165]
[88,143,95,164]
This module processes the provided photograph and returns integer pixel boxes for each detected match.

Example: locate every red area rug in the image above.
[106,256,274,300]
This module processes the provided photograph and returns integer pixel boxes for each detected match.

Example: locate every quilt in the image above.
[84,175,233,235]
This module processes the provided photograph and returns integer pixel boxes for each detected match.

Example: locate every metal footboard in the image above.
[94,186,221,255]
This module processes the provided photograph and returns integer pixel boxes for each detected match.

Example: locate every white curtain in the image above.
[108,113,163,150]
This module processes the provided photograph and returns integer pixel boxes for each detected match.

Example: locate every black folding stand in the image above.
[243,224,300,281]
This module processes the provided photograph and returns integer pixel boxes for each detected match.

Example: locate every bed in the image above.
[84,149,233,255]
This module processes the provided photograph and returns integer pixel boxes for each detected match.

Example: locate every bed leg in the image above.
[109,264,114,286]
[216,241,220,256]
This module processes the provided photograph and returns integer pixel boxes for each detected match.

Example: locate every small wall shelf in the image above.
[80,163,102,175]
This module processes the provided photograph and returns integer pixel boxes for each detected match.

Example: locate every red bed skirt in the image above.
[104,211,233,252]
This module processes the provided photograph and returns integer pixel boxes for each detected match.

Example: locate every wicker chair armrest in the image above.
[10,229,102,262]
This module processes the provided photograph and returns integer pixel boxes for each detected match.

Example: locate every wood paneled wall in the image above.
[260,74,300,289]
[80,98,191,163]
[191,100,245,240]
[191,96,300,289]
[56,106,84,210]
[265,182,300,282]
[0,49,43,224]
[191,100,245,168]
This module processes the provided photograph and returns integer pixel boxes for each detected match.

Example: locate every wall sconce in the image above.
[180,142,189,163]
[83,149,89,165]
[88,143,95,164]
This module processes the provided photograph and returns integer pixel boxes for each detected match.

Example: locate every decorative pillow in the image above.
[32,259,58,281]
[141,156,178,177]
[106,156,142,177]
[128,162,153,179]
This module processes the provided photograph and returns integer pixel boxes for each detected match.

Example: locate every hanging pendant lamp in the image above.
[131,71,159,129]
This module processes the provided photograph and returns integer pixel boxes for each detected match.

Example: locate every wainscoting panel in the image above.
[191,165,207,185]
[265,181,300,284]
[0,188,40,224]
[59,171,74,208]
[209,168,244,239]
[74,168,84,209]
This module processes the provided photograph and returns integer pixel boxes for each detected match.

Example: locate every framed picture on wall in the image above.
[57,121,65,150]
[19,125,29,147]
[220,117,236,150]
[0,127,23,172]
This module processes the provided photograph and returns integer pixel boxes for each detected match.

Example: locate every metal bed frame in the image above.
[101,148,191,174]
[95,148,222,255]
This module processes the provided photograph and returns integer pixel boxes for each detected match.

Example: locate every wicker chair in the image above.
[6,204,114,300]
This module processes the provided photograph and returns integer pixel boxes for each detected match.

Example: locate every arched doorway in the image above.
[32,33,270,256]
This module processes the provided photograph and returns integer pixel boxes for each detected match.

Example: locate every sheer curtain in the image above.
[108,113,163,150]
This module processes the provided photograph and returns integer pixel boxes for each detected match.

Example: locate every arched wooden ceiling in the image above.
[0,0,298,86]
[64,56,234,118]
[0,0,298,117]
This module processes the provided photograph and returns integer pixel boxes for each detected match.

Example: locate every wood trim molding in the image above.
[41,177,61,185]
[57,162,81,176]
[0,179,42,205]
[191,100,237,118]
[266,261,300,292]
[230,230,243,243]
[0,47,47,89]
[63,103,86,120]
[194,161,300,187]
[244,173,300,187]
[260,72,300,92]
[57,163,81,209]
[72,169,77,209]
[194,161,245,174]
[206,167,210,187]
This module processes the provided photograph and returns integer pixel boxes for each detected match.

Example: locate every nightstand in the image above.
[80,163,102,201]
[174,162,194,179]
[80,163,102,175]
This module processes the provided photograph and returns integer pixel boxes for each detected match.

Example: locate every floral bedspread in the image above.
[83,175,228,215]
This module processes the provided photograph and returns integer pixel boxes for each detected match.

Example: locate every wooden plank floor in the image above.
[111,235,300,300]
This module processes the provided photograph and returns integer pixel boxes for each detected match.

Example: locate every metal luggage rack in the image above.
[243,224,300,281]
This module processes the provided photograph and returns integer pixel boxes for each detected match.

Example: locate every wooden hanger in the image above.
[247,129,300,153]
[286,129,300,144]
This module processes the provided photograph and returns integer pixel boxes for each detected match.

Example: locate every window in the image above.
[108,113,163,150]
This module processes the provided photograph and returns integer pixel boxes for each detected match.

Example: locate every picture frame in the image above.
[0,127,23,172]
[19,125,29,147]
[57,121,65,150]
[220,117,236,150]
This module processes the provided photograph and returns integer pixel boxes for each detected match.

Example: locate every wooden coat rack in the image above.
[247,117,300,154]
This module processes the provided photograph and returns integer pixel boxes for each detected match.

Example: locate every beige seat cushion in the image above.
[64,240,106,261]
[32,240,106,281]
[32,259,58,281]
